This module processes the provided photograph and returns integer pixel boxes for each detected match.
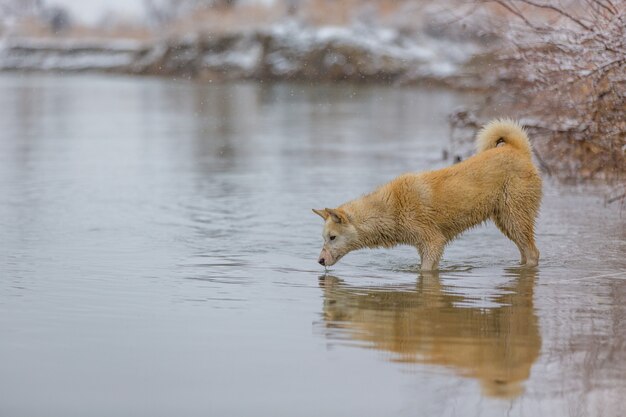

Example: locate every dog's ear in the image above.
[325,208,349,224]
[312,208,329,220]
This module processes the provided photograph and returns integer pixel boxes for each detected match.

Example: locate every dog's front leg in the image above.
[418,240,444,271]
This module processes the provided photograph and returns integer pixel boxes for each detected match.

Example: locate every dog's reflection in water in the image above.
[319,270,540,398]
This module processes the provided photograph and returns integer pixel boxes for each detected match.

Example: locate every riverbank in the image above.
[0,22,490,89]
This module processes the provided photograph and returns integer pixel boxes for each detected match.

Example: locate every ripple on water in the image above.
[1,74,624,417]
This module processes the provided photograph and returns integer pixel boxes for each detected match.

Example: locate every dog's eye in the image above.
[329,235,336,241]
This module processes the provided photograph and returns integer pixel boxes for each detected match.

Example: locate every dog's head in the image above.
[312,207,358,267]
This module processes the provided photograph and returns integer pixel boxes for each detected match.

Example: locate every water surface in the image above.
[1,74,625,417]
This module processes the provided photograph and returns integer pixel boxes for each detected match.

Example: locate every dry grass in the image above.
[299,0,417,26]
[155,0,446,35]
[4,16,152,40]
[163,3,287,35]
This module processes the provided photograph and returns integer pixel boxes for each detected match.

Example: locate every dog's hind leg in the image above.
[493,204,540,267]
[515,242,528,265]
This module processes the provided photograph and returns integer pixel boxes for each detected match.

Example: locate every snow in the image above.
[202,42,263,74]
[0,21,483,80]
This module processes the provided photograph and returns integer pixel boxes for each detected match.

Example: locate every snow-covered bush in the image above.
[500,0,624,180]
[490,0,624,180]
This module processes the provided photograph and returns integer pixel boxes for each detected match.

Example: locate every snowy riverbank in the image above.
[0,22,488,87]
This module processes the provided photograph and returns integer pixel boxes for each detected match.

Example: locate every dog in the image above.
[313,119,542,270]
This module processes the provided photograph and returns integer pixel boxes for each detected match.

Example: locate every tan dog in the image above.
[313,119,542,270]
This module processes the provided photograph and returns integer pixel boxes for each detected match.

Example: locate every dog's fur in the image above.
[313,119,542,270]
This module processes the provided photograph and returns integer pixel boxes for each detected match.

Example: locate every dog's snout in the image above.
[318,258,325,266]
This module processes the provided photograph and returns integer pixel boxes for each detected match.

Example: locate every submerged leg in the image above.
[418,238,445,271]
[493,209,540,267]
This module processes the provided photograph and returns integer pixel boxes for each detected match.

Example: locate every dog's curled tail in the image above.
[476,119,532,156]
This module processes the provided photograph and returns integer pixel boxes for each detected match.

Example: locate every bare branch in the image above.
[591,0,617,17]
[514,0,593,30]
[491,0,542,29]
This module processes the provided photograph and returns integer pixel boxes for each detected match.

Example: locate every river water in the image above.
[0,74,624,417]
